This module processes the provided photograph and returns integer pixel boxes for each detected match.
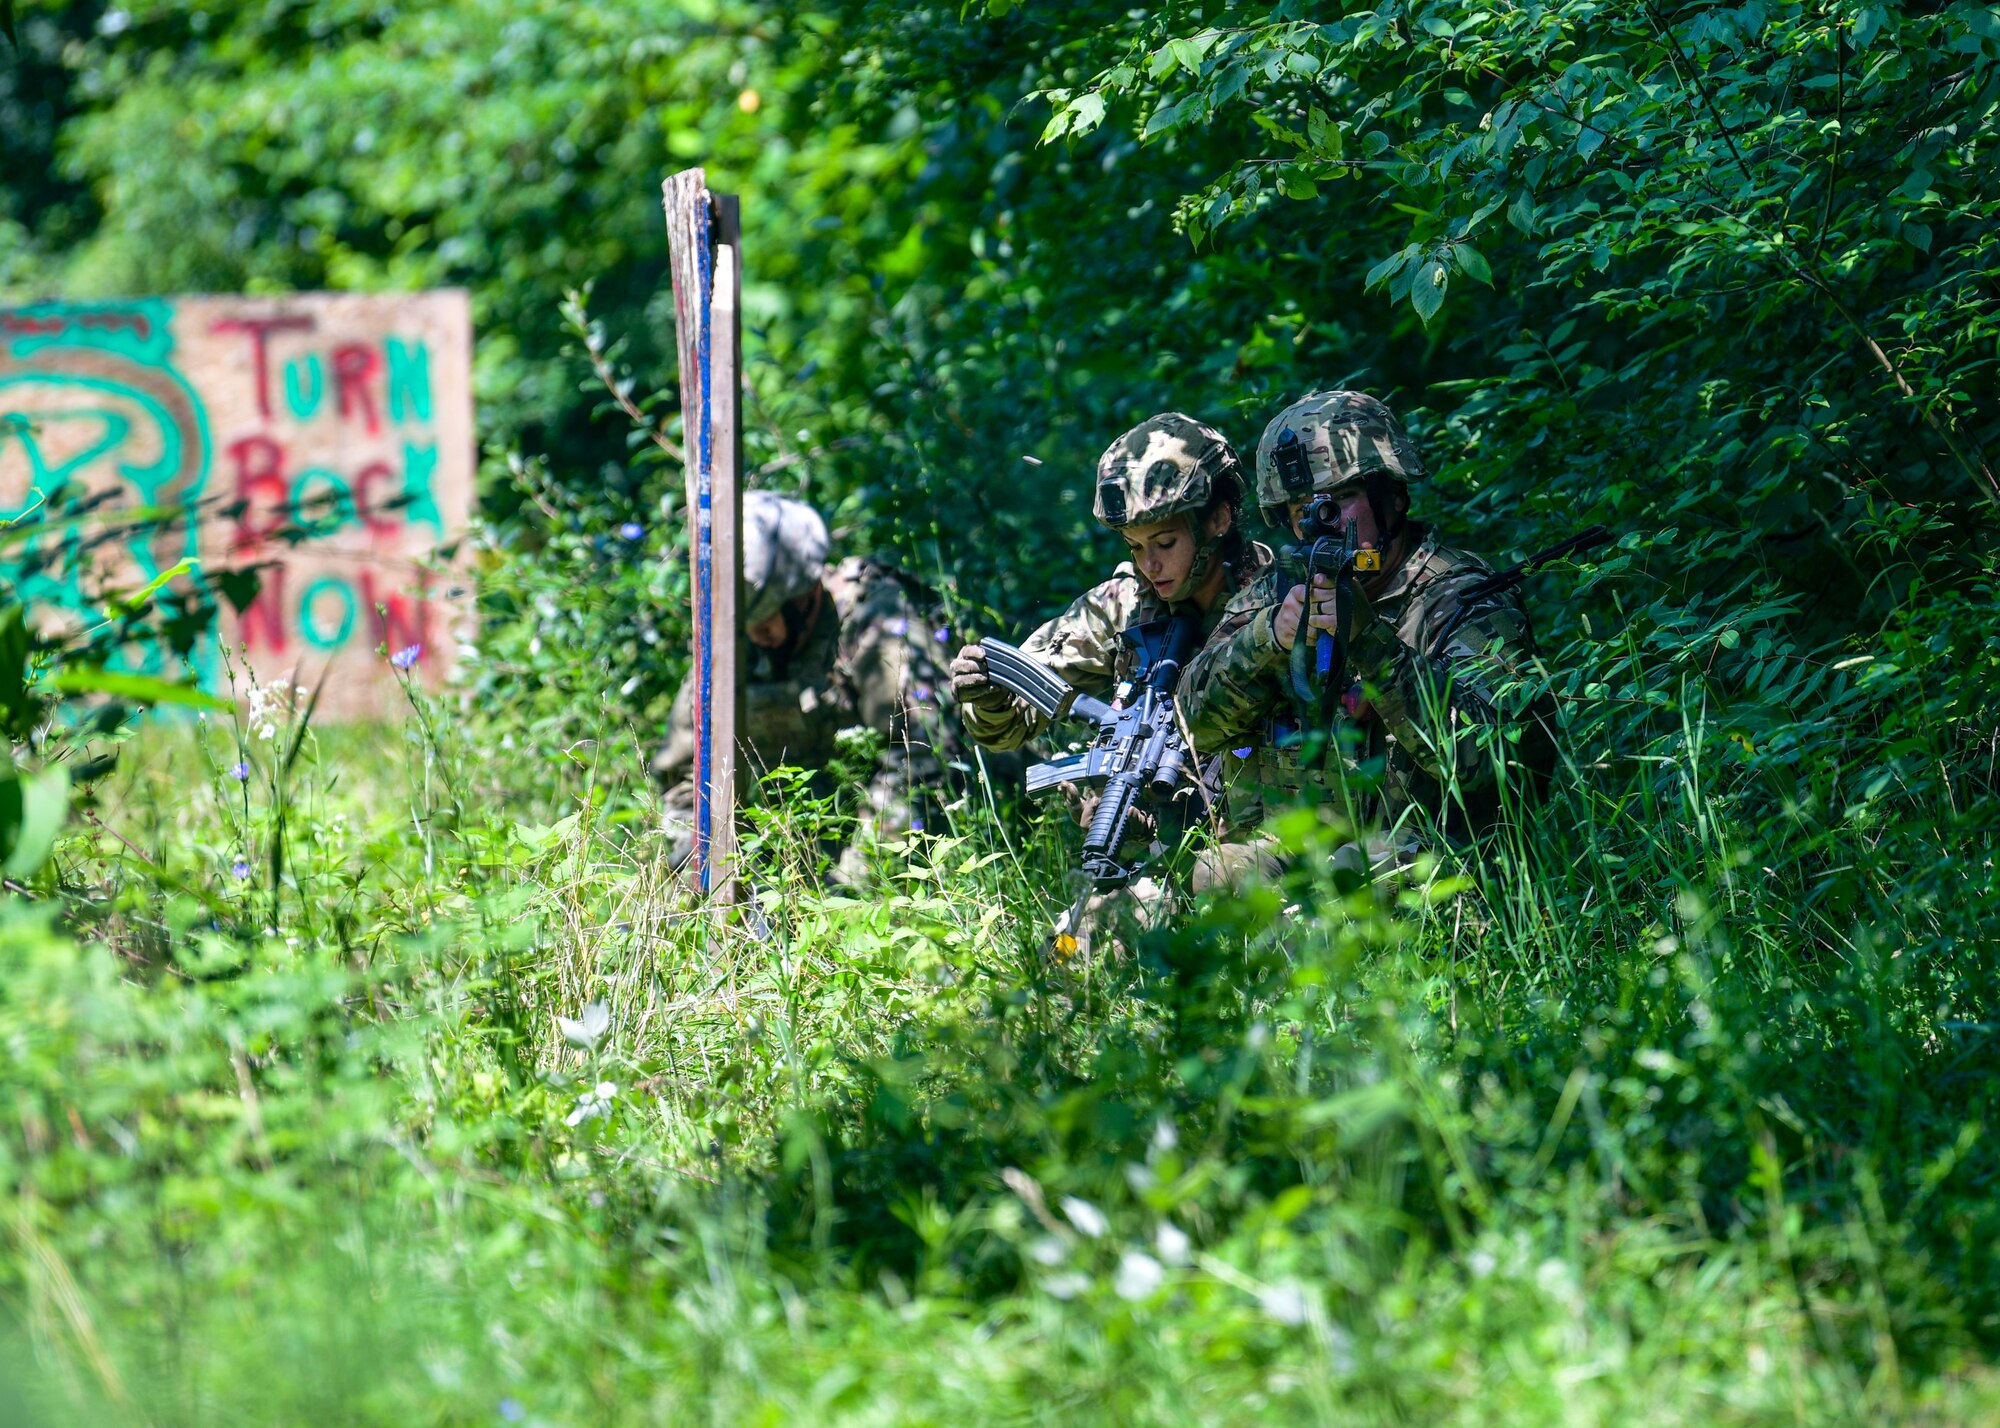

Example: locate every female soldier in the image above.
[948,413,1272,946]
[949,412,1269,751]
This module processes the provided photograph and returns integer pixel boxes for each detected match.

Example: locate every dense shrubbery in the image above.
[4,0,2000,1419]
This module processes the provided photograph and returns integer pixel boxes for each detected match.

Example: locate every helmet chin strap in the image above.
[1166,513,1230,604]
[1361,471,1407,550]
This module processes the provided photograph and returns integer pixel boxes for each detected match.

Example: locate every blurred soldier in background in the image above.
[656,490,963,880]
[1180,390,1554,889]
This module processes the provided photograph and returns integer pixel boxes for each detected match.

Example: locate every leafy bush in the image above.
[6,0,2000,1419]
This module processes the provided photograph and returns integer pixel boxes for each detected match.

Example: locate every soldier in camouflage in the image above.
[1179,390,1553,888]
[657,490,963,879]
[950,413,1273,950]
[949,412,1272,750]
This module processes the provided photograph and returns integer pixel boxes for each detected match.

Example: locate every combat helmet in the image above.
[1253,390,1426,526]
[1093,412,1245,530]
[742,490,830,626]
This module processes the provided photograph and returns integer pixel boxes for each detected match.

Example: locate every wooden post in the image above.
[663,169,743,902]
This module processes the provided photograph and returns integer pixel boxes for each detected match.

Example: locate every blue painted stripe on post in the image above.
[693,196,716,892]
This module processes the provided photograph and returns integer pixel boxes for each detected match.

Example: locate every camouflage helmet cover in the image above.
[742,489,830,625]
[1253,390,1427,514]
[1093,412,1244,529]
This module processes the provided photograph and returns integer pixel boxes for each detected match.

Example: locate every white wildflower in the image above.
[564,1080,618,1128]
[1025,1236,1067,1267]
[1114,1251,1165,1301]
[1060,1196,1108,1238]
[1155,1221,1191,1266]
[1260,1282,1311,1326]
[556,1001,612,1049]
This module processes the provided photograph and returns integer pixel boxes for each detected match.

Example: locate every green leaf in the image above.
[1213,60,1250,108]
[106,559,198,619]
[1068,92,1106,136]
[1364,247,1414,291]
[47,668,231,712]
[1463,195,1505,234]
[1508,191,1537,233]
[1419,15,1455,38]
[1454,244,1494,285]
[1411,260,1448,322]
[1577,124,1605,160]
[212,567,264,616]
[1143,97,1189,139]
[0,606,30,737]
[0,763,70,879]
[1167,38,1206,75]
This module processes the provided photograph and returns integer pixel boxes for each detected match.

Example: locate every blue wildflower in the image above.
[499,1400,526,1423]
[888,617,908,636]
[618,521,644,541]
[231,860,252,878]
[910,820,924,833]
[913,682,933,703]
[935,626,951,643]
[1232,747,1253,759]
[390,644,422,670]
[228,761,250,781]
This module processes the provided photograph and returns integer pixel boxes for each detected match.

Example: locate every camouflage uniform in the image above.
[961,412,1271,752]
[957,554,1270,754]
[958,413,1270,955]
[1180,392,1552,884]
[658,493,961,875]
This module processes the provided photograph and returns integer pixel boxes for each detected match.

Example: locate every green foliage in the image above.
[6,0,2000,1416]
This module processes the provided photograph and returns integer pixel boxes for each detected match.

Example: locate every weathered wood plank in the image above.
[661,168,742,902]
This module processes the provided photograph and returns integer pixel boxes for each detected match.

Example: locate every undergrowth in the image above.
[3,541,1998,1426]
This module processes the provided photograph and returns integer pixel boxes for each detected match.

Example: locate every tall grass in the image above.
[3,594,1998,1425]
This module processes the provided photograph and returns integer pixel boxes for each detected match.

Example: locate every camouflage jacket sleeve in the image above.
[829,558,959,768]
[1354,571,1541,798]
[961,571,1142,753]
[1178,568,1292,756]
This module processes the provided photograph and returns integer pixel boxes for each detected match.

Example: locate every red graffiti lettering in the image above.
[362,569,430,653]
[352,460,400,537]
[238,565,288,654]
[212,315,315,420]
[227,435,290,549]
[79,311,151,338]
[332,343,382,435]
[0,315,64,337]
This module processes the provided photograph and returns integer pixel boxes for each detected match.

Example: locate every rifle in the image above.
[978,610,1204,893]
[1425,524,1612,661]
[1277,492,1381,721]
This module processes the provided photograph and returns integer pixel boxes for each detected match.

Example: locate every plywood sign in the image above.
[0,291,474,719]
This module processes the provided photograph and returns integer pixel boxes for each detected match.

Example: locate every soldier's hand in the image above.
[1274,585,1307,650]
[1305,573,1344,637]
[1059,782,1155,844]
[950,643,1014,712]
[1277,575,1364,650]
